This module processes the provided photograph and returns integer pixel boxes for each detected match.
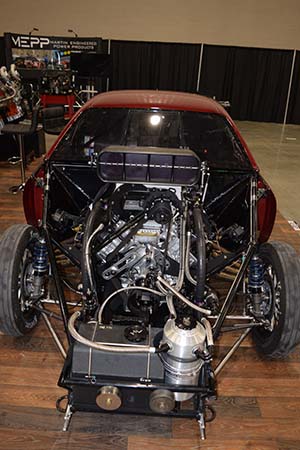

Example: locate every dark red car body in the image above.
[23,90,276,240]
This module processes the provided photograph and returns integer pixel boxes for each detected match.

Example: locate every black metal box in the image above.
[71,323,164,381]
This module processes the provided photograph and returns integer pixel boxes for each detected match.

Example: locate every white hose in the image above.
[0,66,9,81]
[85,222,104,293]
[0,85,16,106]
[185,231,197,286]
[156,275,211,316]
[68,311,156,353]
[201,317,214,347]
[166,293,177,318]
[10,64,20,81]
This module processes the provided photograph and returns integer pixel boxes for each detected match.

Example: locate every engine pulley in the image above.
[96,386,122,411]
[152,201,173,224]
[149,389,175,414]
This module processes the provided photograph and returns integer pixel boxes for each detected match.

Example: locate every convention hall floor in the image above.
[0,122,300,450]
[237,120,300,226]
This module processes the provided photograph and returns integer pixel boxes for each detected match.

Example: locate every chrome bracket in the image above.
[62,403,73,432]
[197,412,206,440]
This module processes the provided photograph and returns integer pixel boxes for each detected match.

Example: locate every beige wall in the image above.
[1,0,300,50]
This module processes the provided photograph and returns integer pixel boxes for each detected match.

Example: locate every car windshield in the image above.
[52,107,251,170]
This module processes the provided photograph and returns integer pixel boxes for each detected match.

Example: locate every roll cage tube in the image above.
[212,175,258,339]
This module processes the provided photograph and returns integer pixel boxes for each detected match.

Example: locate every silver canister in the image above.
[161,318,206,401]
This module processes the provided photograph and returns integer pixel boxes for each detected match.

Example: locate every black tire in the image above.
[252,241,300,358]
[0,224,40,336]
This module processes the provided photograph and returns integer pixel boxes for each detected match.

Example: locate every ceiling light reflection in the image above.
[150,114,161,126]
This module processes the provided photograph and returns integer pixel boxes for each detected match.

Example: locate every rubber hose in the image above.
[193,206,206,304]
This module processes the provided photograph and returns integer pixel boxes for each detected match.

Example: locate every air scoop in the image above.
[97,145,200,186]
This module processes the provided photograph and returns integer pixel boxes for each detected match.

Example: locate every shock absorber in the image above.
[248,255,264,317]
[31,238,48,299]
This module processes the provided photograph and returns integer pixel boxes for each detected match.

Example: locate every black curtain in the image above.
[287,51,300,124]
[111,40,200,92]
[200,45,293,122]
[0,36,6,67]
[111,40,156,89]
[153,42,200,91]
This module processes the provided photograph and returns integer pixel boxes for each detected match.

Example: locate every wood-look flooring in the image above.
[1,157,300,450]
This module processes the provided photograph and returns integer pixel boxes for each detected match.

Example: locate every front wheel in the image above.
[252,241,300,358]
[0,224,41,336]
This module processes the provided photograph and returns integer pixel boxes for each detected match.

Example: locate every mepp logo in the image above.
[11,35,50,49]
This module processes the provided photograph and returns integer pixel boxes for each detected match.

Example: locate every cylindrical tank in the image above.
[161,317,206,401]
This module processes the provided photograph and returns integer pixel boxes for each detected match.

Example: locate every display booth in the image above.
[3,32,110,115]
[0,32,111,161]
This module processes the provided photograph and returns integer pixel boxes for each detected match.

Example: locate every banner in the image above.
[4,33,103,71]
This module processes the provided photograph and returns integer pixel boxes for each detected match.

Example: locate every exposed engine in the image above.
[97,185,183,289]
[0,65,24,129]
[76,183,212,405]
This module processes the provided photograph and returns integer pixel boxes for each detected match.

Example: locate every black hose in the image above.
[56,395,68,413]
[205,404,216,422]
[193,206,206,304]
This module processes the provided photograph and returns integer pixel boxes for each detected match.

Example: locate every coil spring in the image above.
[248,255,264,289]
[32,239,48,274]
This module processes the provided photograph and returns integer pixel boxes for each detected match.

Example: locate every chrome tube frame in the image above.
[212,175,258,339]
